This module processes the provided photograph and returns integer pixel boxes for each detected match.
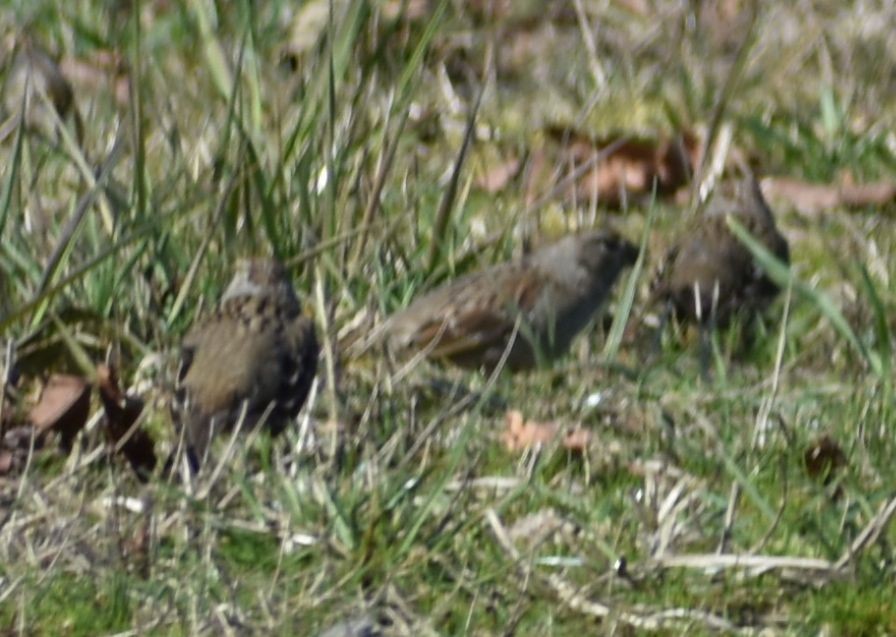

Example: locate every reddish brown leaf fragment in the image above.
[544,128,700,208]
[502,409,557,451]
[28,374,91,452]
[501,409,591,453]
[761,176,896,217]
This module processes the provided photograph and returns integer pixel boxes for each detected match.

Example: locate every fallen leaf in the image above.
[761,176,896,217]
[804,434,846,484]
[97,364,156,481]
[541,127,701,208]
[501,409,591,453]
[502,409,556,451]
[28,374,91,451]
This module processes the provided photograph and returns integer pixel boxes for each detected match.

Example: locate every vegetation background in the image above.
[1,0,895,634]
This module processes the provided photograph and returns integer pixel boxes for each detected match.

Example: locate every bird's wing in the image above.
[392,265,544,361]
[269,314,319,433]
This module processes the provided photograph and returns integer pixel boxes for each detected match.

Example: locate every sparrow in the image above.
[174,258,318,466]
[650,177,789,326]
[383,230,639,372]
[2,37,77,141]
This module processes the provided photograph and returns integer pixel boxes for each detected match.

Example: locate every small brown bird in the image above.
[174,258,318,467]
[1,38,77,141]
[650,177,789,326]
[384,230,639,372]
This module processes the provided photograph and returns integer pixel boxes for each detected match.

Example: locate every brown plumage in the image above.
[174,258,318,466]
[651,178,789,326]
[384,230,638,372]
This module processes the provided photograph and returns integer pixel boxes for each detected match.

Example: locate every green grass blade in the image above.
[727,215,880,377]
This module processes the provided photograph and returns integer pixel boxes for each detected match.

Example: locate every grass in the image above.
[2,0,896,634]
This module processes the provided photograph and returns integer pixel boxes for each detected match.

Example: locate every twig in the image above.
[572,0,606,92]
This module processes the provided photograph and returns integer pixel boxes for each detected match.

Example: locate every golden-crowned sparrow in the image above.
[174,258,318,466]
[2,38,76,141]
[384,230,638,372]
[650,178,789,326]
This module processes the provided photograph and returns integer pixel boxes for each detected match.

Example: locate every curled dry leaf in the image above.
[97,364,156,481]
[804,434,847,484]
[501,409,592,453]
[28,374,91,452]
[542,127,701,208]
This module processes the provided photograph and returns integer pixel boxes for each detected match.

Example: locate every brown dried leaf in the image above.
[502,409,557,451]
[28,374,91,452]
[804,434,847,484]
[761,176,896,217]
[97,364,156,481]
[501,409,590,453]
[544,127,701,208]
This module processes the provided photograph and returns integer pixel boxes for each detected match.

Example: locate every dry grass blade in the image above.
[5,3,896,633]
[834,495,896,571]
[165,165,241,327]
[688,0,759,214]
[727,215,879,376]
